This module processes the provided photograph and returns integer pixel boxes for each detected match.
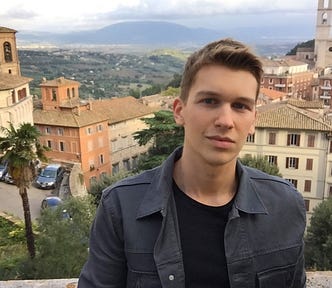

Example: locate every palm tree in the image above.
[0,123,48,259]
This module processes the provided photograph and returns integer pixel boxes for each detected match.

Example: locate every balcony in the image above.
[320,94,331,99]
[275,83,286,88]
[320,85,332,90]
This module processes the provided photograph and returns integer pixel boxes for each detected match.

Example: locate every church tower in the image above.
[315,0,332,69]
[0,27,21,75]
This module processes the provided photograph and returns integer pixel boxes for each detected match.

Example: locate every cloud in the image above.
[0,0,317,32]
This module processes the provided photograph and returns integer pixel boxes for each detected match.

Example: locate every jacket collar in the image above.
[137,147,267,218]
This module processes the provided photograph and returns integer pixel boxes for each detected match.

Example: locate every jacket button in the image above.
[168,274,175,281]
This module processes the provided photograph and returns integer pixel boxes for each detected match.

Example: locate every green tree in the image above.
[134,110,184,170]
[305,197,332,270]
[286,39,315,55]
[34,195,96,278]
[166,73,182,88]
[0,123,48,259]
[239,154,282,177]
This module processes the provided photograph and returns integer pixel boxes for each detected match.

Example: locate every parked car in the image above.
[0,161,8,181]
[4,172,15,185]
[41,196,70,219]
[41,196,63,209]
[35,164,65,189]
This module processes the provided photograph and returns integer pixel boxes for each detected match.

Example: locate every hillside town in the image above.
[1,0,332,286]
[2,1,332,222]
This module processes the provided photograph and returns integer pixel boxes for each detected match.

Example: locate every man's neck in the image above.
[173,155,238,207]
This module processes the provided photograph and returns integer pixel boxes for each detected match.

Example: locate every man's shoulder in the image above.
[243,165,287,185]
[101,167,161,202]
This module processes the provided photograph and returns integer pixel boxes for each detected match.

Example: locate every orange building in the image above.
[33,77,111,189]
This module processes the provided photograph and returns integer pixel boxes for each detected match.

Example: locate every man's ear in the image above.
[173,98,184,126]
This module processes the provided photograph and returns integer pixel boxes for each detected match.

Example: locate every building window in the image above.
[307,135,315,147]
[304,199,310,211]
[86,127,92,135]
[330,141,332,153]
[306,159,313,170]
[132,156,138,169]
[123,159,130,171]
[99,154,104,165]
[286,157,299,169]
[246,134,255,143]
[287,134,300,146]
[58,128,64,136]
[304,180,311,192]
[286,179,298,188]
[3,42,12,62]
[112,163,119,175]
[97,124,103,132]
[47,140,52,148]
[45,127,51,134]
[59,141,65,152]
[329,186,332,197]
[268,132,276,145]
[52,89,57,101]
[266,155,278,166]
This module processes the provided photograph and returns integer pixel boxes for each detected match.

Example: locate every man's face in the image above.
[173,64,257,167]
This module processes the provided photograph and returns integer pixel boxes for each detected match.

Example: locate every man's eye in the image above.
[233,103,249,110]
[202,98,216,104]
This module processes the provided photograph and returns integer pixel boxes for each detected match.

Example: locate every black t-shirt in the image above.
[173,180,233,288]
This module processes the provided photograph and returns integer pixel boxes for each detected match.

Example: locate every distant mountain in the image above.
[18,21,224,47]
[17,21,314,53]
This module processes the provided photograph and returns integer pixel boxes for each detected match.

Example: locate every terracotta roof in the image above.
[260,87,286,100]
[0,27,16,33]
[256,103,332,131]
[40,77,80,87]
[33,96,158,127]
[261,57,307,67]
[287,99,325,109]
[91,96,158,124]
[33,107,110,127]
[0,73,33,90]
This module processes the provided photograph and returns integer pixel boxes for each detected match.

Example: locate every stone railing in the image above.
[0,272,332,288]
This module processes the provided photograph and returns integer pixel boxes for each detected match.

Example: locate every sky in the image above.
[1,0,317,34]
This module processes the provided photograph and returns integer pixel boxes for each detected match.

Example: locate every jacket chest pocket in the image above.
[126,252,162,288]
[256,264,296,288]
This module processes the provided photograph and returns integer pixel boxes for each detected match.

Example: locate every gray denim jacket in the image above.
[78,147,306,288]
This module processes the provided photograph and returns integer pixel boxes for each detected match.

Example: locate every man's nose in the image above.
[214,105,234,129]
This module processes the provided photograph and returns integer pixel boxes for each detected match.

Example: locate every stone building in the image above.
[0,27,33,134]
[241,99,332,224]
[260,57,314,100]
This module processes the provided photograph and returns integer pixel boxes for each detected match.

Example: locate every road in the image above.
[0,180,52,221]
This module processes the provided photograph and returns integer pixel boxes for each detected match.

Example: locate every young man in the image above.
[78,38,306,288]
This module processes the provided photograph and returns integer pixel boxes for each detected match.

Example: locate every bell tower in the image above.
[315,0,332,69]
[0,27,21,76]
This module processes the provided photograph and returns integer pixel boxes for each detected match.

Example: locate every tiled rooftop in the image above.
[256,102,332,131]
[0,73,33,90]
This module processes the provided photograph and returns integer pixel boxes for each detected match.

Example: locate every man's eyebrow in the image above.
[195,90,220,98]
[235,97,256,106]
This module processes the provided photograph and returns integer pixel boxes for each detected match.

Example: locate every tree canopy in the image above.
[134,110,184,170]
[0,123,49,259]
[239,154,282,177]
[305,197,332,270]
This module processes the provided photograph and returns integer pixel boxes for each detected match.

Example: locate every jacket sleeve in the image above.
[292,241,306,288]
[78,192,127,288]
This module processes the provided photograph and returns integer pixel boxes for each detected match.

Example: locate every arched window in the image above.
[67,88,70,98]
[322,12,328,24]
[3,42,13,62]
[72,87,75,97]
